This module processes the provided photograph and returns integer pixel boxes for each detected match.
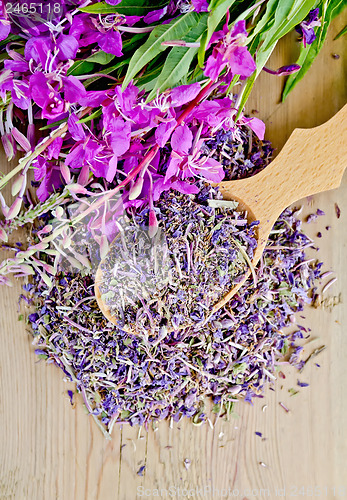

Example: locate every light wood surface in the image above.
[1,13,347,500]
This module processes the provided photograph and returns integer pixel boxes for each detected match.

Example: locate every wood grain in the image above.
[1,13,347,500]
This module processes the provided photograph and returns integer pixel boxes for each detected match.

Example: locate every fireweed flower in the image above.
[69,13,123,56]
[295,8,321,47]
[194,98,265,140]
[31,137,64,201]
[204,20,256,81]
[164,124,225,183]
[0,0,10,41]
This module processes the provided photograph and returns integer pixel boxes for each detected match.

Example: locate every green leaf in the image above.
[334,22,347,39]
[261,0,317,52]
[147,13,208,99]
[147,46,198,100]
[80,0,169,16]
[85,51,116,65]
[198,0,237,67]
[77,108,103,124]
[83,58,131,87]
[67,60,95,76]
[247,0,278,43]
[282,0,347,100]
[236,0,319,116]
[39,118,67,131]
[122,12,204,90]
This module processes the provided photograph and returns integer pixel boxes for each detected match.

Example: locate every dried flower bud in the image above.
[78,164,90,186]
[42,263,56,275]
[53,206,65,220]
[17,264,35,275]
[11,174,24,197]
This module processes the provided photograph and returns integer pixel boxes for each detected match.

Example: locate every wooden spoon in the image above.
[95,104,347,329]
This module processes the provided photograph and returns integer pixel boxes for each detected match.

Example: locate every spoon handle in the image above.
[219,104,347,248]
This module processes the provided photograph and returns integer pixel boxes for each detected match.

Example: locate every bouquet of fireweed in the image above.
[0,0,345,434]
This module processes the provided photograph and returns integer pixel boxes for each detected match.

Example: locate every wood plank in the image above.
[0,12,346,500]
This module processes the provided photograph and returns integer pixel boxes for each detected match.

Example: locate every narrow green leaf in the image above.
[237,0,319,114]
[67,60,95,76]
[77,108,103,124]
[122,12,204,90]
[83,58,130,87]
[198,0,237,67]
[39,119,67,131]
[259,0,316,54]
[247,0,278,43]
[85,51,116,65]
[147,13,208,98]
[147,46,198,101]
[80,0,169,16]
[282,0,346,100]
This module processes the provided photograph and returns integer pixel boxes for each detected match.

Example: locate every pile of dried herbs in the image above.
[97,184,258,336]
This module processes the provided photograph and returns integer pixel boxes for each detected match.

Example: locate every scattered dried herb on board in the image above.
[25,196,323,435]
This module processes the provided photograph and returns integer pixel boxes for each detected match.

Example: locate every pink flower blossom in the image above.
[204,20,256,81]
[165,124,225,183]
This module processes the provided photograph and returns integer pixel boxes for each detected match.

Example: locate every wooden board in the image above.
[1,13,347,500]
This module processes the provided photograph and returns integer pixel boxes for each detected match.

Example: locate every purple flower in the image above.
[143,0,176,24]
[97,29,123,57]
[152,176,199,201]
[170,83,201,107]
[194,98,265,140]
[56,34,79,60]
[33,156,63,202]
[192,0,209,12]
[295,8,321,47]
[24,36,54,67]
[69,13,123,56]
[63,75,86,103]
[29,73,68,120]
[204,20,256,81]
[164,124,224,183]
[108,116,131,156]
[155,120,177,147]
[263,64,301,76]
[0,5,10,41]
[144,7,168,24]
[68,113,86,141]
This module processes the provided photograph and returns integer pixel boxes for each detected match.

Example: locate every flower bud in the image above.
[60,163,71,184]
[0,227,8,242]
[148,209,158,238]
[12,127,31,152]
[129,176,144,200]
[6,197,22,220]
